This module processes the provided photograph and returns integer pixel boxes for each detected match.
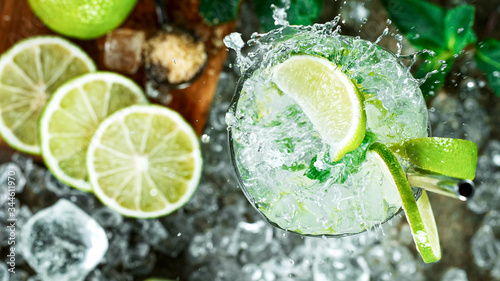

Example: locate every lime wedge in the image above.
[369,142,441,263]
[390,137,478,180]
[272,55,366,161]
[39,72,148,191]
[0,36,96,154]
[87,105,202,218]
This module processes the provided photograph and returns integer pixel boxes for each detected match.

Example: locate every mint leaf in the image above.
[475,39,500,96]
[253,0,322,32]
[381,0,446,50]
[305,132,377,183]
[275,137,295,153]
[282,162,307,172]
[445,5,477,55]
[199,0,242,26]
[303,155,332,182]
[415,55,454,99]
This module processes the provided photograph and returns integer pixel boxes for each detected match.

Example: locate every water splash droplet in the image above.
[201,134,211,144]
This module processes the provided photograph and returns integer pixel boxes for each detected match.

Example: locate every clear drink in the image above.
[226,25,428,236]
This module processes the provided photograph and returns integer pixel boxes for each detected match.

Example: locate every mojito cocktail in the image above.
[227,25,428,236]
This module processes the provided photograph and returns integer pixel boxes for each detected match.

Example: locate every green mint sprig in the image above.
[382,0,500,98]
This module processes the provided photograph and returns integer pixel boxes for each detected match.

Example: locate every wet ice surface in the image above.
[20,199,108,281]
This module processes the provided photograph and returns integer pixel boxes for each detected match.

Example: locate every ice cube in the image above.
[133,219,168,246]
[104,28,145,74]
[471,224,500,269]
[91,207,123,228]
[83,269,102,281]
[468,173,500,214]
[63,190,97,213]
[20,199,108,281]
[241,263,264,281]
[441,267,468,281]
[188,232,215,264]
[492,258,500,280]
[8,270,29,281]
[0,263,7,281]
[234,220,273,252]
[0,162,26,193]
[313,254,370,281]
[122,242,154,274]
[44,172,71,196]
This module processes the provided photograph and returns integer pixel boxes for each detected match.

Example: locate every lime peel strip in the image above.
[370,142,441,263]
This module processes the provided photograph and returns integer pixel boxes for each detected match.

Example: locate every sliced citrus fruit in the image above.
[390,137,478,180]
[369,142,441,263]
[272,54,366,161]
[0,36,96,154]
[87,105,202,218]
[39,72,148,191]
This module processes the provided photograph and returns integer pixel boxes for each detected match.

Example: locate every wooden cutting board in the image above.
[0,0,235,146]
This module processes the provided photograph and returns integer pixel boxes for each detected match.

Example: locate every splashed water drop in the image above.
[271,0,290,27]
[201,134,211,144]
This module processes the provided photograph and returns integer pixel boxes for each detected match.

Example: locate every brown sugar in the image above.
[144,32,207,85]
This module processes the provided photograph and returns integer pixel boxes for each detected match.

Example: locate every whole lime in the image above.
[28,0,138,39]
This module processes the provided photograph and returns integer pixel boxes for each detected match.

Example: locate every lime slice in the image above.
[390,137,478,180]
[272,55,366,161]
[39,72,148,191]
[369,142,441,263]
[87,105,202,218]
[0,36,96,154]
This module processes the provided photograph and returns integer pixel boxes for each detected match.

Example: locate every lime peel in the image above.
[370,142,441,263]
[391,137,478,180]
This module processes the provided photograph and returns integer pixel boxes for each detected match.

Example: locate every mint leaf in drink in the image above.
[305,132,377,183]
[282,161,307,172]
[475,39,500,96]
[444,5,477,55]
[253,0,322,32]
[381,0,446,50]
[199,0,242,25]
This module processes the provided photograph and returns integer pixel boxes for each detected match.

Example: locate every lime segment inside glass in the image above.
[272,54,366,161]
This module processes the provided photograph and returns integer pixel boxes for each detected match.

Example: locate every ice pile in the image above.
[20,199,108,281]
[471,211,500,280]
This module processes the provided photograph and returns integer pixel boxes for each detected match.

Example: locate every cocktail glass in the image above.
[226,25,472,237]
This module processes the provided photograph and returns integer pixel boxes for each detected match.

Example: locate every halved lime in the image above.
[87,105,202,218]
[29,0,138,40]
[0,36,96,154]
[39,72,148,191]
[369,142,441,263]
[390,137,478,180]
[272,55,366,161]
